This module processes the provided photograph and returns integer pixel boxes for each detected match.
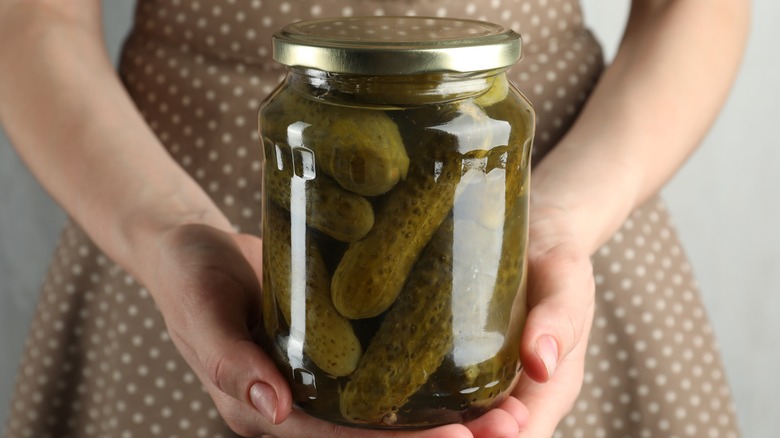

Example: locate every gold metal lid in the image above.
[273,16,521,75]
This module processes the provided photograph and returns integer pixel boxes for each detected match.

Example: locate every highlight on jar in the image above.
[255,16,536,429]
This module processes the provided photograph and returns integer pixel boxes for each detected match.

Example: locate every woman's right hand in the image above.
[143,223,291,435]
[144,223,527,438]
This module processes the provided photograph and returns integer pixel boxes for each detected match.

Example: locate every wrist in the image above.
[531,142,642,254]
[114,189,232,286]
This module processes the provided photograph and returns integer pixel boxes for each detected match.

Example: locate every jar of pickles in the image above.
[256,16,535,429]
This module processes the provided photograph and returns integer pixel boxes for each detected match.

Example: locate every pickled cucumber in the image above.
[264,141,375,242]
[485,194,528,334]
[262,90,410,196]
[263,203,362,377]
[329,161,456,319]
[339,217,456,425]
[413,95,533,412]
[339,139,525,420]
[331,102,501,320]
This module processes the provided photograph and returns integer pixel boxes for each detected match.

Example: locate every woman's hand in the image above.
[142,223,289,435]
[144,223,528,438]
[511,200,596,437]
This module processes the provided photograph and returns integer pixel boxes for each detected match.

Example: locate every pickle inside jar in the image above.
[259,78,531,428]
[261,88,410,197]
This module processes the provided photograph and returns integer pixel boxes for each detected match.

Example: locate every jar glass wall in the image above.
[256,16,535,429]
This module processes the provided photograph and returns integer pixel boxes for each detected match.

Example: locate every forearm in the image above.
[532,0,750,253]
[0,2,230,280]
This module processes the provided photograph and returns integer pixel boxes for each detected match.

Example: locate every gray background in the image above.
[1,1,778,436]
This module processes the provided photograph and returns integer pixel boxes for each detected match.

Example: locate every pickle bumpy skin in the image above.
[263,90,410,196]
[343,93,532,421]
[339,97,532,423]
[339,217,456,425]
[331,102,497,320]
[264,141,375,242]
[263,203,362,377]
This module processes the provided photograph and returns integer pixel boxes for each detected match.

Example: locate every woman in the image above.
[0,0,749,436]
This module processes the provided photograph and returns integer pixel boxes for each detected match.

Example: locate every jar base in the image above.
[290,382,514,430]
[293,394,508,430]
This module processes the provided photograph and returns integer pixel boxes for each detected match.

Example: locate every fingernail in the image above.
[250,382,279,424]
[535,335,558,380]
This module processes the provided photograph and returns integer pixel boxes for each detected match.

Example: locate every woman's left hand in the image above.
[510,200,597,437]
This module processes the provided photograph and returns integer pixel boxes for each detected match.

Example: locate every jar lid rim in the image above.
[273,16,522,75]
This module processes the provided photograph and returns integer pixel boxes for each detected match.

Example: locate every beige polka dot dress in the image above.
[5,1,741,437]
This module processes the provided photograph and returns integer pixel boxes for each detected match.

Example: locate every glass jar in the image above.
[256,16,535,429]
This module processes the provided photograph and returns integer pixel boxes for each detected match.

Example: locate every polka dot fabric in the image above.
[4,0,740,437]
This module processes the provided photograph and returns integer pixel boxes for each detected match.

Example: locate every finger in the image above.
[172,291,292,425]
[496,395,531,427]
[195,283,290,424]
[193,365,284,437]
[520,244,595,383]
[515,338,588,437]
[465,396,528,438]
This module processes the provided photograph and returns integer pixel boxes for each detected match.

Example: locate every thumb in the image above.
[159,226,291,426]
[520,245,595,383]
[202,340,292,425]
